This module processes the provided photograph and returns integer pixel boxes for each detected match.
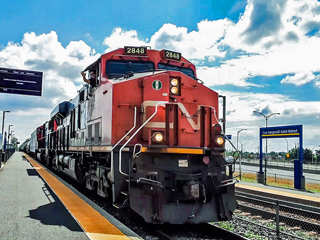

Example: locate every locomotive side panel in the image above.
[87,81,113,145]
[111,78,144,145]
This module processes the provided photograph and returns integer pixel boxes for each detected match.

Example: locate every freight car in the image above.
[27,47,237,224]
[18,138,30,152]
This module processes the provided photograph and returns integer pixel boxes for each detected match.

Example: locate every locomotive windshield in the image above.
[105,60,155,78]
[158,63,195,79]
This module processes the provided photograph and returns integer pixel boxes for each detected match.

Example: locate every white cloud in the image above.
[103,27,148,53]
[0,31,99,142]
[3,0,320,151]
[220,90,320,151]
[103,20,233,60]
[281,71,319,86]
[199,0,320,87]
[207,36,320,86]
[101,0,320,88]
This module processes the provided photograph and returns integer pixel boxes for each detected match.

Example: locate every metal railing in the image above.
[234,161,320,188]
[0,148,15,164]
[234,193,320,239]
[240,158,320,171]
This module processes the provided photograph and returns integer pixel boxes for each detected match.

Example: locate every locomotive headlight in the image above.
[170,86,179,94]
[190,184,200,199]
[214,136,225,146]
[170,78,179,86]
[152,132,164,143]
[170,77,180,95]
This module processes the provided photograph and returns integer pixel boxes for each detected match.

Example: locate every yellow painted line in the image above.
[236,183,320,203]
[25,154,133,240]
[141,147,203,154]
[262,133,299,137]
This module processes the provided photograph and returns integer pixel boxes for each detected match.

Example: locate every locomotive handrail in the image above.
[119,103,165,177]
[218,179,238,188]
[200,104,238,151]
[110,107,137,182]
[136,177,163,188]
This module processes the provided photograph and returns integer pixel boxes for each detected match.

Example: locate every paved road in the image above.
[235,163,320,184]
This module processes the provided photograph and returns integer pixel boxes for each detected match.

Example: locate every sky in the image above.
[1,0,320,154]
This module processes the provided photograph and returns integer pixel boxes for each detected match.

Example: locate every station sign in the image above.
[258,124,304,189]
[260,125,302,138]
[0,67,43,96]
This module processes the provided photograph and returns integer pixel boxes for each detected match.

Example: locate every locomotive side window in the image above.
[79,90,85,102]
[105,60,155,78]
[158,63,195,79]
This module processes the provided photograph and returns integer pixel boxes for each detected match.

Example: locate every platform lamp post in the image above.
[237,129,247,180]
[1,111,10,162]
[1,111,10,135]
[284,138,288,162]
[312,145,320,165]
[9,130,14,146]
[253,111,280,184]
[8,126,13,147]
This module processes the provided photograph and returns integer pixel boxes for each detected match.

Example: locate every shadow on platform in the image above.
[27,169,40,176]
[27,183,83,232]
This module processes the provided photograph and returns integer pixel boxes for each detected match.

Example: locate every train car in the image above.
[0,133,3,151]
[19,138,30,152]
[30,47,237,224]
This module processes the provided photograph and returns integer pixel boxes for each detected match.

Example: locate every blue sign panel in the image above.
[0,67,43,96]
[260,125,301,138]
[225,135,232,140]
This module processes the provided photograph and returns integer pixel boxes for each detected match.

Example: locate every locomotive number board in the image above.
[162,49,181,61]
[124,46,147,55]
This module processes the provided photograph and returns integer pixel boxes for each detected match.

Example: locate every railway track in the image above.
[29,155,246,240]
[149,223,248,240]
[236,191,320,234]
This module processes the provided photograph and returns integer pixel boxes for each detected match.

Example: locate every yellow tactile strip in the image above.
[25,154,131,240]
[236,183,320,206]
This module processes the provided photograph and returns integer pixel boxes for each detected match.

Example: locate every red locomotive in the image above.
[26,47,237,224]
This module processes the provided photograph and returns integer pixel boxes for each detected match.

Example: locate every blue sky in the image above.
[0,0,246,53]
[1,0,320,153]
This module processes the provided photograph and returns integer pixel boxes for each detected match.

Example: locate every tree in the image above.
[11,136,19,149]
[287,148,312,162]
[304,148,312,162]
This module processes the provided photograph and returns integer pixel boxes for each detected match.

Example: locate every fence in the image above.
[235,160,320,189]
[241,158,320,171]
[235,196,320,239]
[0,147,15,164]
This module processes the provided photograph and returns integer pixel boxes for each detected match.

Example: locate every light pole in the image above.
[1,111,10,135]
[284,138,288,152]
[237,129,247,180]
[312,145,320,164]
[8,125,13,146]
[253,111,280,184]
[9,130,14,146]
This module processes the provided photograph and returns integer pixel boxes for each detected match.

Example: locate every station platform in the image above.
[236,180,320,207]
[0,152,141,240]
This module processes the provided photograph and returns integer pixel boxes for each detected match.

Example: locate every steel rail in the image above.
[236,191,320,215]
[238,203,320,232]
